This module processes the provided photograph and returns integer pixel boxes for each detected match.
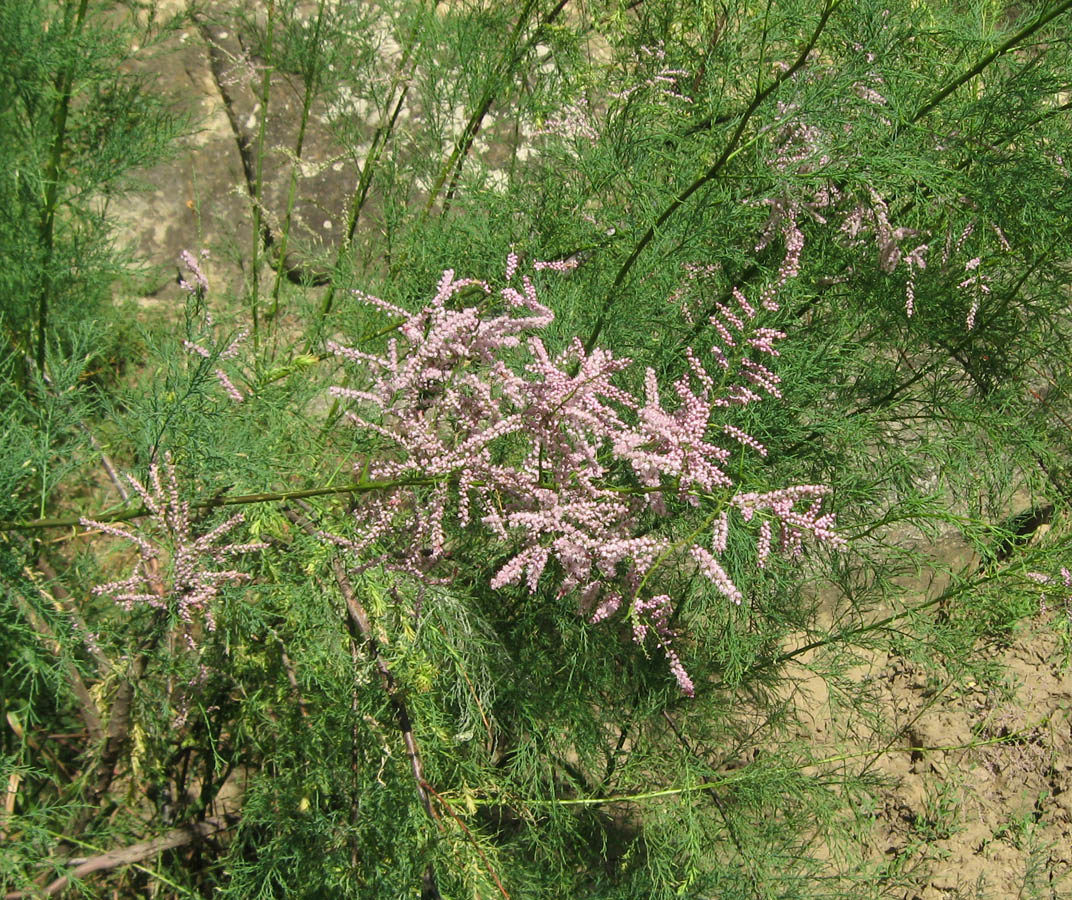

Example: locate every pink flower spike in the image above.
[690,546,743,604]
[711,511,729,554]
[664,644,695,696]
[966,299,980,331]
[178,249,209,295]
[992,224,1011,251]
[589,592,623,624]
[215,369,244,402]
[533,257,580,272]
[757,521,772,568]
[723,424,767,457]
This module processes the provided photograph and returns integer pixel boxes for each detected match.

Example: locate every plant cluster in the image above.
[325,239,844,697]
[2,1,1072,898]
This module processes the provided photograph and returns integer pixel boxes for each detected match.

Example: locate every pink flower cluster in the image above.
[178,249,210,296]
[761,94,1014,326]
[82,454,265,644]
[184,324,249,402]
[612,41,693,104]
[179,251,250,402]
[533,98,600,143]
[1027,568,1072,623]
[328,248,843,694]
[771,102,830,172]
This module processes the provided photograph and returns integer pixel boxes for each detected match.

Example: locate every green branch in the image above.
[515,715,1050,808]
[582,0,842,355]
[35,0,90,374]
[912,0,1072,123]
[0,477,440,531]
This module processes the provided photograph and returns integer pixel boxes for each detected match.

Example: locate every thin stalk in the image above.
[636,505,724,599]
[269,0,328,321]
[776,253,1046,460]
[741,570,987,686]
[250,0,277,357]
[661,710,771,900]
[6,469,678,532]
[10,582,103,743]
[516,716,1047,808]
[15,826,222,900]
[315,82,413,320]
[285,505,442,899]
[671,10,1072,366]
[35,0,90,374]
[3,476,448,531]
[422,781,511,899]
[195,13,331,290]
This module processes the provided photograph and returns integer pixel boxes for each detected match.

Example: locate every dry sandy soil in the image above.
[787,613,1072,898]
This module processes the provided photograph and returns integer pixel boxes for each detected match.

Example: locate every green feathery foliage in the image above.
[2,1,1072,898]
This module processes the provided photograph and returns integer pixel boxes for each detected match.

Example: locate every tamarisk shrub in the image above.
[5,1,1072,898]
[326,236,844,696]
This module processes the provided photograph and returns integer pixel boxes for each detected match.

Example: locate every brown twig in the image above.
[3,815,236,899]
[75,603,165,829]
[331,555,437,819]
[278,644,311,720]
[421,780,511,899]
[79,425,129,504]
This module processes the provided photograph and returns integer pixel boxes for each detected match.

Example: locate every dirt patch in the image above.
[787,617,1072,898]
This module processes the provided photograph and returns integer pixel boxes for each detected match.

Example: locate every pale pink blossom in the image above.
[325,253,843,694]
[82,454,265,643]
[178,249,209,295]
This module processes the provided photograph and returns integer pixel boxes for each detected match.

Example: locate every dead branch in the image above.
[3,815,236,899]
